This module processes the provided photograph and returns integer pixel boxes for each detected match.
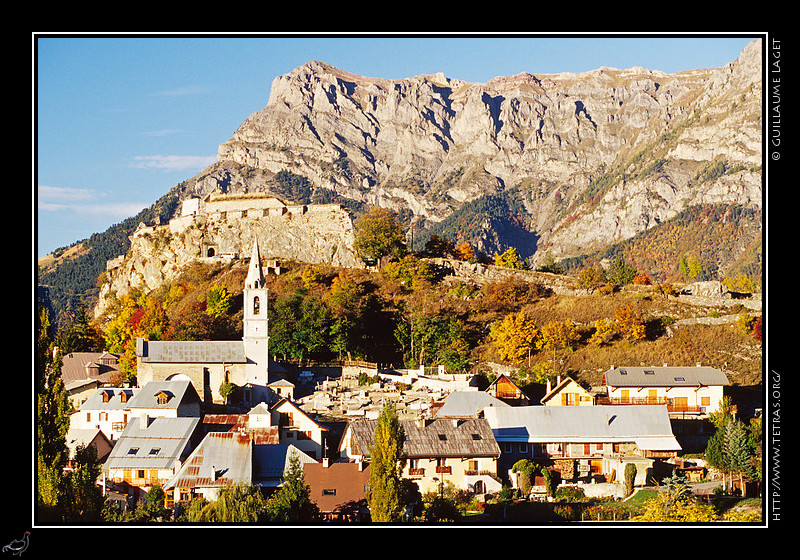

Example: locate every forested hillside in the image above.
[559,203,763,287]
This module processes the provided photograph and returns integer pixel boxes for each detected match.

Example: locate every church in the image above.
[135,239,290,408]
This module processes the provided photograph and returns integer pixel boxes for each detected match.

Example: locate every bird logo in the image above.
[2,532,29,557]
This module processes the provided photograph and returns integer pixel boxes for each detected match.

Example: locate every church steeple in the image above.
[243,237,269,392]
[245,238,266,289]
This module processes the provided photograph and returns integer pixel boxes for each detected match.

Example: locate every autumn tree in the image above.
[490,309,539,364]
[575,266,607,292]
[494,247,524,269]
[679,254,703,280]
[635,474,718,522]
[454,240,475,261]
[424,234,455,257]
[481,277,542,312]
[368,403,407,522]
[536,319,579,375]
[613,303,646,341]
[589,318,615,346]
[354,207,407,263]
[206,284,234,317]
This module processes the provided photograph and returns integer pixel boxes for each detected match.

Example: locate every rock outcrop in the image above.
[210,40,761,264]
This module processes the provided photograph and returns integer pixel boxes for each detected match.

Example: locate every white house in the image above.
[601,366,730,416]
[272,398,329,461]
[126,379,203,420]
[71,387,139,441]
[103,416,202,496]
[483,404,682,487]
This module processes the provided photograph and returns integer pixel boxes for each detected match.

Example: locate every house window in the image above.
[137,470,145,480]
[149,448,161,456]
[438,434,447,441]
[322,489,336,496]
[128,447,139,455]
[253,296,260,315]
[471,434,482,440]
[120,391,129,403]
[674,377,686,382]
[701,396,710,406]
[644,370,655,375]
[518,443,528,454]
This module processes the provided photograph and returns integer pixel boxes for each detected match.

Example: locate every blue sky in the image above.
[34,33,760,258]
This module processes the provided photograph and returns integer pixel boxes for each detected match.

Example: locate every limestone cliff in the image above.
[209,39,761,263]
[93,39,763,318]
[94,195,361,317]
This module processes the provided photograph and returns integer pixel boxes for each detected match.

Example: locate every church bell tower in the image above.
[243,238,269,388]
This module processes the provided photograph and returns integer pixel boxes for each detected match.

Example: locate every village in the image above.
[58,239,757,523]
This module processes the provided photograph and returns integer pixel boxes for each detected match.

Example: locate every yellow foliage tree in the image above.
[614,303,646,341]
[490,309,539,363]
[536,319,579,374]
[589,318,615,346]
[494,247,524,269]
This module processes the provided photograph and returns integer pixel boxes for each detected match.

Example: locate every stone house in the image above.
[339,417,502,495]
[483,404,681,487]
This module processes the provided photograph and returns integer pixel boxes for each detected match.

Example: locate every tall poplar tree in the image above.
[36,305,71,518]
[368,403,406,522]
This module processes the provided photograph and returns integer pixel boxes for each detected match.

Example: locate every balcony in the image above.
[435,466,452,474]
[597,396,702,414]
[408,468,425,476]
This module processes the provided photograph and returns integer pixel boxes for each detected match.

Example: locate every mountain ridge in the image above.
[38,39,763,321]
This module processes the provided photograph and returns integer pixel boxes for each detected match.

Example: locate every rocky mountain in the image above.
[39,39,763,321]
[188,39,762,265]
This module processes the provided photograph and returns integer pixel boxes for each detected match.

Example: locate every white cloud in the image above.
[130,154,217,173]
[37,185,148,218]
[38,185,94,202]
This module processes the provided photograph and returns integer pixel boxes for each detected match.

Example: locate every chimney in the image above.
[140,414,150,429]
[546,379,552,393]
[322,457,330,468]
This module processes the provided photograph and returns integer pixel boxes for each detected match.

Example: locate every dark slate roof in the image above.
[137,339,246,363]
[126,380,200,410]
[348,417,500,459]
[604,366,730,387]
